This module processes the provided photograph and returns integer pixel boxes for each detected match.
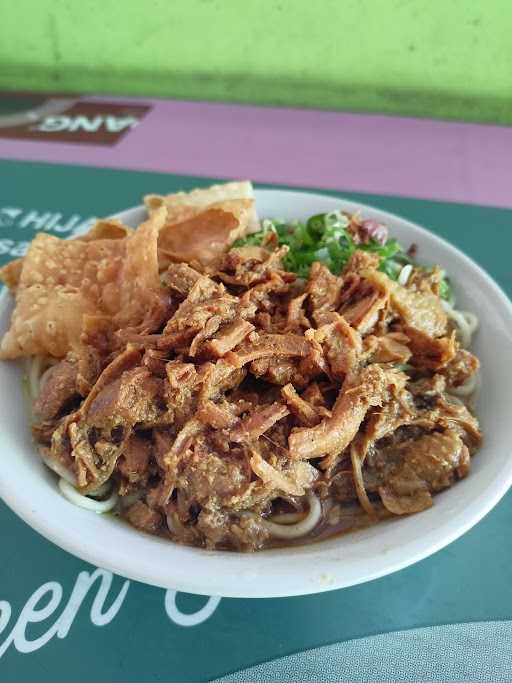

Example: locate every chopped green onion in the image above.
[306,213,326,236]
[233,211,452,291]
[439,276,453,302]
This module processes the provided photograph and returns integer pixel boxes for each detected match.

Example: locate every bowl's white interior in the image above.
[1,188,511,598]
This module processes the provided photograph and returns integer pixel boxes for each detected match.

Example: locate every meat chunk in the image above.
[342,250,380,275]
[404,326,457,370]
[366,269,447,337]
[196,509,270,551]
[202,319,255,357]
[368,332,411,364]
[164,360,200,423]
[164,262,202,296]
[409,374,446,398]
[196,400,239,429]
[288,366,405,460]
[250,357,306,387]
[153,428,175,468]
[239,272,291,313]
[75,347,104,396]
[405,430,471,485]
[81,346,142,412]
[199,359,246,402]
[118,434,152,485]
[341,289,388,335]
[33,358,78,421]
[378,466,433,514]
[125,501,162,533]
[285,293,310,332]
[305,313,362,380]
[191,509,232,548]
[408,265,443,296]
[188,315,225,356]
[226,334,311,368]
[87,367,163,429]
[353,389,417,465]
[330,470,358,503]
[175,446,251,511]
[230,403,289,442]
[164,277,238,336]
[249,449,317,496]
[441,349,480,387]
[436,397,482,447]
[66,418,125,491]
[146,421,206,511]
[301,381,329,408]
[229,516,270,551]
[281,383,322,427]
[218,245,290,287]
[306,262,342,312]
[142,349,168,378]
[374,430,470,514]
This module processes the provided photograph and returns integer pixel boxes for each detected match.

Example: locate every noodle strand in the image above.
[261,494,322,539]
[449,372,479,398]
[397,264,413,286]
[58,478,118,513]
[40,452,77,486]
[350,444,376,518]
[27,356,43,400]
[442,300,479,348]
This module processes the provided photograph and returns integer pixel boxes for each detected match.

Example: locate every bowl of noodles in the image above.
[0,183,511,598]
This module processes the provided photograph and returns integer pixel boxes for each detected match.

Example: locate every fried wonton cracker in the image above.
[158,198,256,268]
[77,218,133,242]
[0,259,23,291]
[0,218,132,292]
[0,208,166,359]
[144,180,259,231]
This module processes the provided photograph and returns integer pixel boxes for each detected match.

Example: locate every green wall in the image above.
[1,1,511,124]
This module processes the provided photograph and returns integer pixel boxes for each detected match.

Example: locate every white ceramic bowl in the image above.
[1,189,511,599]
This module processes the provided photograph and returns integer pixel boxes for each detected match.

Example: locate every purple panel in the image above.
[0,96,511,208]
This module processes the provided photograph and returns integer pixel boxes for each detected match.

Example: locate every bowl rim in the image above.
[1,187,512,599]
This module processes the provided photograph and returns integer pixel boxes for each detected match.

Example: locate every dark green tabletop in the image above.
[0,159,511,683]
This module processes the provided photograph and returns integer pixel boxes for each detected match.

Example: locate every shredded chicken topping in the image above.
[0,181,481,551]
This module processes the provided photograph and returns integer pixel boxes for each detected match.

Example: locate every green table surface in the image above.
[0,159,511,683]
